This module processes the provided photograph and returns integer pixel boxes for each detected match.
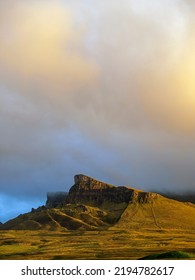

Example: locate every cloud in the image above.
[1,0,194,134]
[0,0,98,101]
[96,0,195,134]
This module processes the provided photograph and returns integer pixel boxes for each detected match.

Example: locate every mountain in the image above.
[1,174,195,231]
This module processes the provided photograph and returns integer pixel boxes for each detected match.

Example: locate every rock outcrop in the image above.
[48,174,159,206]
[67,174,132,204]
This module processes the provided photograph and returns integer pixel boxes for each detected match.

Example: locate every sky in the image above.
[1,0,195,222]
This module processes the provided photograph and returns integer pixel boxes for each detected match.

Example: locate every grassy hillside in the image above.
[0,205,111,231]
[1,195,195,231]
[1,175,195,232]
[114,195,195,230]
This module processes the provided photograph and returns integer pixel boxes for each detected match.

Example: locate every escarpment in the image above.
[47,174,159,207]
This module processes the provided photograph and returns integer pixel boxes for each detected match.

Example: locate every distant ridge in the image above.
[1,174,195,231]
[158,191,195,204]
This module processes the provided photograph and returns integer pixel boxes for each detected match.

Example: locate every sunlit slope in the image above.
[114,195,195,230]
[0,206,108,231]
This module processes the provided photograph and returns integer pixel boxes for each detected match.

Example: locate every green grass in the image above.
[140,250,195,260]
[0,229,194,260]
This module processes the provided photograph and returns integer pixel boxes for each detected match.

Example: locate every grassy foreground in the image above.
[0,229,195,260]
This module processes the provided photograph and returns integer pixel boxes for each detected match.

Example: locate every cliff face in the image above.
[67,174,132,204]
[46,174,159,208]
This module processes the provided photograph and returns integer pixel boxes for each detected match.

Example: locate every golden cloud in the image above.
[0,1,99,97]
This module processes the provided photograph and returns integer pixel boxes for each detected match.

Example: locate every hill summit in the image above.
[47,174,158,207]
[1,174,195,231]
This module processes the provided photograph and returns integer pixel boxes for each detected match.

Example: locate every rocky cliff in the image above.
[46,174,159,207]
[67,174,132,204]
